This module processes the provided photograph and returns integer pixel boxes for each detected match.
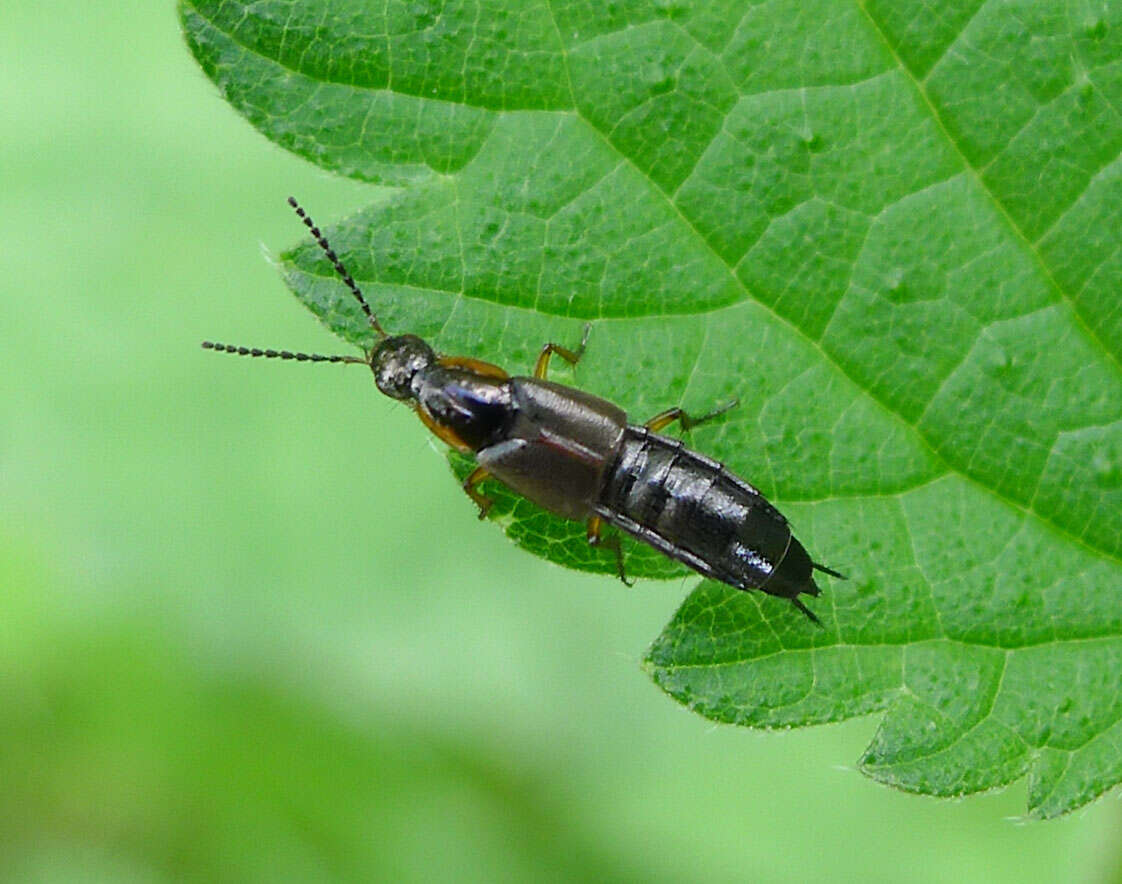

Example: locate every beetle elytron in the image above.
[204,198,843,623]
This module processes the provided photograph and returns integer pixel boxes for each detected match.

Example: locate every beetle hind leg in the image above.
[587,516,634,587]
[644,397,740,433]
[462,465,493,520]
[534,322,592,379]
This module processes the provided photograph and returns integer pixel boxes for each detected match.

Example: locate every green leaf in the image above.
[181,0,1122,817]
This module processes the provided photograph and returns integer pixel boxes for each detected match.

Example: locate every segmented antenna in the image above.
[287,196,387,338]
[202,341,367,364]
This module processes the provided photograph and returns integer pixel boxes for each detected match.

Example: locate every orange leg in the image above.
[644,398,740,433]
[463,465,493,519]
[534,323,592,379]
[438,355,509,379]
[587,515,633,586]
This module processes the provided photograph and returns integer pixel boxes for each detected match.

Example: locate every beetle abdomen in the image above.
[596,427,819,601]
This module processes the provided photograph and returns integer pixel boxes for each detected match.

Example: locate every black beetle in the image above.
[204,198,842,623]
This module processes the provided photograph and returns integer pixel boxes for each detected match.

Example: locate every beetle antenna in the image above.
[812,562,846,580]
[202,341,368,365]
[287,196,388,338]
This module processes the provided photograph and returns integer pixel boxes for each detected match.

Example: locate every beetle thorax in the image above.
[371,334,436,399]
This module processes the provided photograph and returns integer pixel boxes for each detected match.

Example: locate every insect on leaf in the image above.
[181,0,1122,817]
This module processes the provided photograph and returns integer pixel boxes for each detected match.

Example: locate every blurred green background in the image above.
[3,2,1121,881]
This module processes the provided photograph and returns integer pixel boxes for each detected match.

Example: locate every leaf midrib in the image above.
[200,0,1122,569]
[550,3,1122,571]
[570,121,1122,573]
[654,631,1122,669]
[856,1,1122,381]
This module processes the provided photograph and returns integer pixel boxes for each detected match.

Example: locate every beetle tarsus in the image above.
[645,397,740,434]
[680,397,739,431]
[587,516,634,586]
[462,465,493,519]
[534,324,591,380]
[608,538,635,587]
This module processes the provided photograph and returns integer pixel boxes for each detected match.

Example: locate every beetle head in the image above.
[371,334,435,399]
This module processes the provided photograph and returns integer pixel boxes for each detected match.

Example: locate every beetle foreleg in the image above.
[438,355,509,379]
[534,322,592,379]
[462,465,493,519]
[587,515,634,587]
[644,397,740,433]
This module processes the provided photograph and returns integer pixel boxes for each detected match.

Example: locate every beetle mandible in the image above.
[204,198,843,624]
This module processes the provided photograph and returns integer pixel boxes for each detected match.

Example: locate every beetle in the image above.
[203,198,843,624]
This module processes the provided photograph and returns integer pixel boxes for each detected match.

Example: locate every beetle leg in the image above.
[587,515,634,587]
[438,355,509,379]
[534,322,592,379]
[644,397,740,433]
[462,465,493,519]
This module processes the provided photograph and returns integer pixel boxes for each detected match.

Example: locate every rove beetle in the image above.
[204,198,843,624]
